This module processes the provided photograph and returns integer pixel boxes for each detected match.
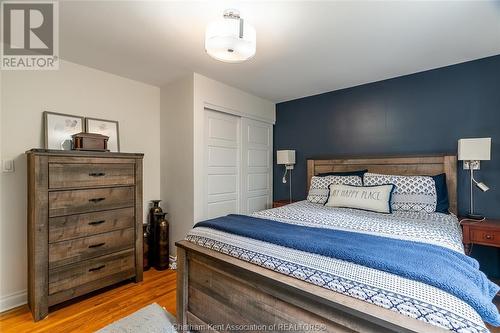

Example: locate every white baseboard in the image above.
[0,289,27,313]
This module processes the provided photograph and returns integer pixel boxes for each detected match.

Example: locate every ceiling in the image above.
[59,1,500,103]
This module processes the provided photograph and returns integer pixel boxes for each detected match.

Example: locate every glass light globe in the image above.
[205,10,256,63]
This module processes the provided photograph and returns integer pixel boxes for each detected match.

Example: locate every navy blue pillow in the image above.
[317,169,368,177]
[432,173,450,214]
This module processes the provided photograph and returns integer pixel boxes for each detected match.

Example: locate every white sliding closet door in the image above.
[241,118,273,214]
[204,109,241,219]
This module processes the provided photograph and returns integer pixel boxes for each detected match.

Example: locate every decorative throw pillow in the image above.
[307,175,362,204]
[432,173,450,214]
[363,173,437,213]
[325,184,395,214]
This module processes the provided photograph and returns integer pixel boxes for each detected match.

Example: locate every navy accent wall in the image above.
[274,54,500,276]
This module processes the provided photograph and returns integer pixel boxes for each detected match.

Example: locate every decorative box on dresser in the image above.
[26,149,144,321]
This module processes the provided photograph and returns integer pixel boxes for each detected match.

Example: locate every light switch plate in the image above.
[2,160,15,173]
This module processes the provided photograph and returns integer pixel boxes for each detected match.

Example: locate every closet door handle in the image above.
[88,265,105,272]
[89,197,105,203]
[88,220,105,226]
[89,172,106,177]
[88,242,105,249]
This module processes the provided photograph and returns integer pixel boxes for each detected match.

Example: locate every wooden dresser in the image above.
[26,149,144,321]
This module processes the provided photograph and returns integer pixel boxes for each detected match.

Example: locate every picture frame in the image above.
[85,117,120,152]
[44,111,85,150]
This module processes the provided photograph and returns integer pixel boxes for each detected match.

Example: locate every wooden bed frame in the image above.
[176,155,457,333]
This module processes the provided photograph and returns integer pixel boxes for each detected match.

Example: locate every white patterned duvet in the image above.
[186,201,489,332]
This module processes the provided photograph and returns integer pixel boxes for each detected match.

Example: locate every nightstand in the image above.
[462,218,500,255]
[272,200,297,208]
[461,218,500,296]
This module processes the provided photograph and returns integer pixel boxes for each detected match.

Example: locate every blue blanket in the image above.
[195,214,500,326]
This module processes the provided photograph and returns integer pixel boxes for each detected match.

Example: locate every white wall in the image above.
[0,60,161,311]
[193,73,276,124]
[160,74,194,254]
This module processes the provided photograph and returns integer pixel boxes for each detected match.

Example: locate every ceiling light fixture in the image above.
[205,9,256,63]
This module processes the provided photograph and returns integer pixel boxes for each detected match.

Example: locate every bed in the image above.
[176,155,498,333]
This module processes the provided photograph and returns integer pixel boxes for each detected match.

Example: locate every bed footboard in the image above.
[176,240,447,333]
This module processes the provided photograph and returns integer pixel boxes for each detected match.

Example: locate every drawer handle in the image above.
[88,220,105,226]
[484,234,494,240]
[88,242,105,248]
[89,172,106,177]
[89,197,106,203]
[88,265,105,272]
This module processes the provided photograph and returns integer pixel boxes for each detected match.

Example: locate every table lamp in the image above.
[277,150,296,203]
[458,138,491,220]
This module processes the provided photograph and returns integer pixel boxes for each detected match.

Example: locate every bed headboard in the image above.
[307,155,458,215]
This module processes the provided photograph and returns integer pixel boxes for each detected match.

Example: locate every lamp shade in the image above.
[458,138,491,161]
[277,150,296,165]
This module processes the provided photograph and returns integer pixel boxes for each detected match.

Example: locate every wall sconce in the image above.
[277,150,296,203]
[458,137,491,220]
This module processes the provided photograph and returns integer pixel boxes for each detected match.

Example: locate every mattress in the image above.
[186,200,490,333]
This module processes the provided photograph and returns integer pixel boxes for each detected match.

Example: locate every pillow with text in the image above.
[325,184,395,214]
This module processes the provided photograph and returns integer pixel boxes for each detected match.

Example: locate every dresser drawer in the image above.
[49,249,135,295]
[49,163,135,189]
[49,187,134,217]
[49,228,134,268]
[470,229,500,245]
[49,208,135,243]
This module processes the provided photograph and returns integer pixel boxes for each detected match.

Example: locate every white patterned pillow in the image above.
[363,173,437,213]
[307,175,362,204]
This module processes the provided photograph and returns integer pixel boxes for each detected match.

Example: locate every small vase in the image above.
[154,212,169,271]
[149,200,163,225]
[148,200,163,267]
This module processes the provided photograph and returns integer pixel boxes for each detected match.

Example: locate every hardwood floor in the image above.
[0,269,176,333]
[0,268,498,333]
